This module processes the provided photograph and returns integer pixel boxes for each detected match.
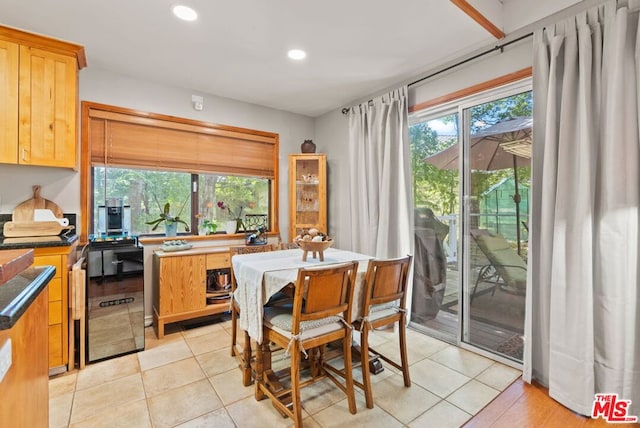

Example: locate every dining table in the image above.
[231,247,373,344]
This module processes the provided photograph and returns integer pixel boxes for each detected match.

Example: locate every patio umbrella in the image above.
[424,116,532,255]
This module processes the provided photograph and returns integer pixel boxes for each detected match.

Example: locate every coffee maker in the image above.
[98,197,131,235]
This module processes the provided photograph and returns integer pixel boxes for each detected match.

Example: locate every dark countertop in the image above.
[0,233,78,250]
[0,213,78,250]
[0,265,55,330]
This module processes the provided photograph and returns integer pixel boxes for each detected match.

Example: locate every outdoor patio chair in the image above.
[470,229,527,303]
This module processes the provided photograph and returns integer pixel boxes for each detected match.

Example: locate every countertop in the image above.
[0,213,78,250]
[154,245,230,257]
[0,233,78,250]
[0,265,55,330]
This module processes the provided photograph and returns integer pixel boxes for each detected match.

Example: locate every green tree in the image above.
[470,92,532,132]
[410,91,533,224]
[411,119,459,216]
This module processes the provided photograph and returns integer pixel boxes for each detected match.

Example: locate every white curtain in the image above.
[527,0,640,416]
[346,87,413,259]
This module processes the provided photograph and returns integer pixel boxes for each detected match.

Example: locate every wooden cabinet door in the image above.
[18,45,77,168]
[158,255,206,315]
[33,246,75,373]
[0,39,18,164]
[0,290,49,428]
[33,252,66,370]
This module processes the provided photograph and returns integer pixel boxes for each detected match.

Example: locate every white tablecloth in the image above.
[232,248,372,343]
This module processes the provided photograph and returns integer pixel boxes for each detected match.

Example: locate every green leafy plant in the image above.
[203,219,217,234]
[146,194,191,232]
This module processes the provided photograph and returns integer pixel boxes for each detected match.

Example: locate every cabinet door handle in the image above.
[21,148,26,161]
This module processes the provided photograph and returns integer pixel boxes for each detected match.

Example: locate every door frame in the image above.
[409,78,532,369]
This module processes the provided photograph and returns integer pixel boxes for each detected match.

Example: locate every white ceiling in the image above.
[0,0,585,117]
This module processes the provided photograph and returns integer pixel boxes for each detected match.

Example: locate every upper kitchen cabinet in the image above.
[0,26,86,169]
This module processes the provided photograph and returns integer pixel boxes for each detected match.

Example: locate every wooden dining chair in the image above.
[352,255,413,409]
[229,243,278,386]
[254,261,359,427]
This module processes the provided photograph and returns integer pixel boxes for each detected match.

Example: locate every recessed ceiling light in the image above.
[173,5,198,21]
[288,49,307,60]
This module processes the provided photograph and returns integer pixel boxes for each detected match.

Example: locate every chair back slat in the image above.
[370,263,406,300]
[355,255,413,409]
[304,271,349,315]
[230,243,277,257]
[292,261,358,332]
[362,256,412,315]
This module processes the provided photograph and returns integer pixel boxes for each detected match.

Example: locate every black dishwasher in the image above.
[86,236,145,362]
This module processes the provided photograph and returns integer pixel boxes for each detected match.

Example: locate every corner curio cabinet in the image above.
[289,154,327,240]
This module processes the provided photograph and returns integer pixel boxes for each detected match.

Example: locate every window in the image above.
[91,167,270,236]
[81,102,279,241]
[198,174,270,233]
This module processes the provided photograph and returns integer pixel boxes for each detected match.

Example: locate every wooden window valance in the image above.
[84,102,279,178]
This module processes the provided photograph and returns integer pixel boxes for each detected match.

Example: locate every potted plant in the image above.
[203,219,217,234]
[217,201,245,233]
[146,194,191,236]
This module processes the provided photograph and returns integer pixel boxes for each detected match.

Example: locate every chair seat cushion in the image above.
[367,306,399,322]
[263,306,345,339]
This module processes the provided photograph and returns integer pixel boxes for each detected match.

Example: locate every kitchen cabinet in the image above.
[33,244,77,374]
[153,247,231,338]
[289,153,327,240]
[0,39,18,164]
[0,25,86,168]
[0,269,51,428]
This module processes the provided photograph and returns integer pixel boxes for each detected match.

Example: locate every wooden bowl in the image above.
[295,238,334,261]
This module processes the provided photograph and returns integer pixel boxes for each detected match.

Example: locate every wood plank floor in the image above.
[464,379,623,427]
[412,309,522,360]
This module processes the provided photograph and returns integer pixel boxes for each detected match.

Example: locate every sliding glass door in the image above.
[409,110,460,343]
[409,81,531,364]
[460,88,531,363]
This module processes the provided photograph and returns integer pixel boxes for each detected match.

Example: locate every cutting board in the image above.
[3,221,73,237]
[12,185,64,222]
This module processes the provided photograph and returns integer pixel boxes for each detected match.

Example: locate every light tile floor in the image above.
[50,317,521,428]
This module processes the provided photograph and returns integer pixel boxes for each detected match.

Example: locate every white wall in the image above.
[0,165,79,217]
[409,39,532,109]
[467,0,590,35]
[0,67,315,240]
[503,0,587,33]
[314,110,350,249]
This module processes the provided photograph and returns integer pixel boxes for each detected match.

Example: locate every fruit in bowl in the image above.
[294,231,333,261]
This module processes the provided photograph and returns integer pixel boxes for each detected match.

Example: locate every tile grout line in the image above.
[53,322,518,428]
